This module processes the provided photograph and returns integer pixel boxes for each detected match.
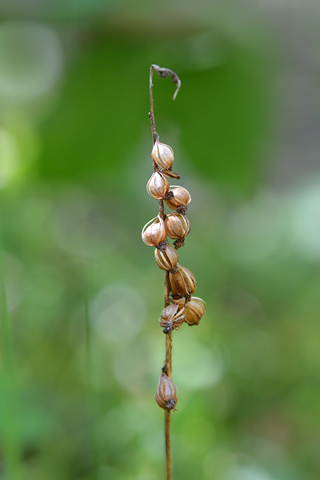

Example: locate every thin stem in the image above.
[165,410,172,480]
[149,64,181,145]
[149,65,157,144]
[149,64,181,480]
[158,199,165,221]
[164,277,172,480]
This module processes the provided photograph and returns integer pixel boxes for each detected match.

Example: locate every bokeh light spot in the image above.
[174,335,225,389]
[0,128,20,188]
[0,21,64,104]
[91,284,146,342]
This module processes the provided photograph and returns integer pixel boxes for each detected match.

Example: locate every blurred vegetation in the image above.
[0,1,320,480]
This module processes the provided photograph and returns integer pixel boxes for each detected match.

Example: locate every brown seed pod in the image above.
[177,296,206,325]
[154,243,179,270]
[147,172,170,200]
[152,141,174,170]
[155,372,178,411]
[141,215,167,247]
[158,303,185,332]
[164,186,191,211]
[165,213,190,239]
[161,169,180,180]
[168,264,196,298]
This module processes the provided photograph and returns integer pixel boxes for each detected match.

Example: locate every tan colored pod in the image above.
[155,372,178,411]
[152,141,174,170]
[158,303,185,332]
[165,213,190,239]
[168,264,196,298]
[161,169,180,180]
[177,296,206,325]
[154,243,179,270]
[147,172,170,200]
[141,215,166,247]
[164,186,191,211]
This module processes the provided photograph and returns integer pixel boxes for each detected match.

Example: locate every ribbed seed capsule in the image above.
[165,213,190,239]
[147,172,170,199]
[177,296,206,325]
[154,243,179,270]
[159,303,185,332]
[155,372,178,411]
[168,264,197,298]
[164,186,191,212]
[141,215,166,247]
[152,141,174,170]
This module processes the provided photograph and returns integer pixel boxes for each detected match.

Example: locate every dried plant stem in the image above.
[149,64,181,145]
[165,410,172,479]
[163,235,172,480]
[164,327,172,479]
[149,65,181,480]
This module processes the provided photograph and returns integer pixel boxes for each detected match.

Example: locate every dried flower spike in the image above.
[165,212,191,239]
[164,186,191,212]
[147,171,170,199]
[155,372,178,411]
[152,140,174,170]
[168,264,197,298]
[159,303,185,333]
[154,243,179,270]
[177,296,206,325]
[142,215,167,247]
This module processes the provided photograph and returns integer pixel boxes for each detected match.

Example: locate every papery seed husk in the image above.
[160,304,179,322]
[152,142,174,170]
[159,304,185,330]
[147,172,170,199]
[164,186,191,210]
[168,264,197,297]
[155,373,178,411]
[141,215,167,247]
[155,390,166,409]
[154,243,179,270]
[177,296,206,325]
[165,213,191,239]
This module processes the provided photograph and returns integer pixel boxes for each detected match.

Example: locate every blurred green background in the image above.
[1,1,320,479]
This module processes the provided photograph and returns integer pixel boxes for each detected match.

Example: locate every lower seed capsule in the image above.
[155,372,178,411]
[177,296,206,325]
[168,264,197,298]
[154,242,179,270]
[165,212,190,239]
[147,172,170,199]
[159,303,185,332]
[141,215,167,247]
[164,186,191,210]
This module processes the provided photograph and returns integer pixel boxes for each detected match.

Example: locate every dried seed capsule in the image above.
[155,372,178,411]
[147,172,170,200]
[165,213,190,239]
[161,169,180,180]
[159,303,185,332]
[164,186,191,211]
[152,141,174,170]
[177,296,206,326]
[168,264,196,298]
[154,243,179,270]
[142,215,166,247]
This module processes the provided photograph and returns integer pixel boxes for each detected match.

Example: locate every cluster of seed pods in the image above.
[142,138,206,411]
